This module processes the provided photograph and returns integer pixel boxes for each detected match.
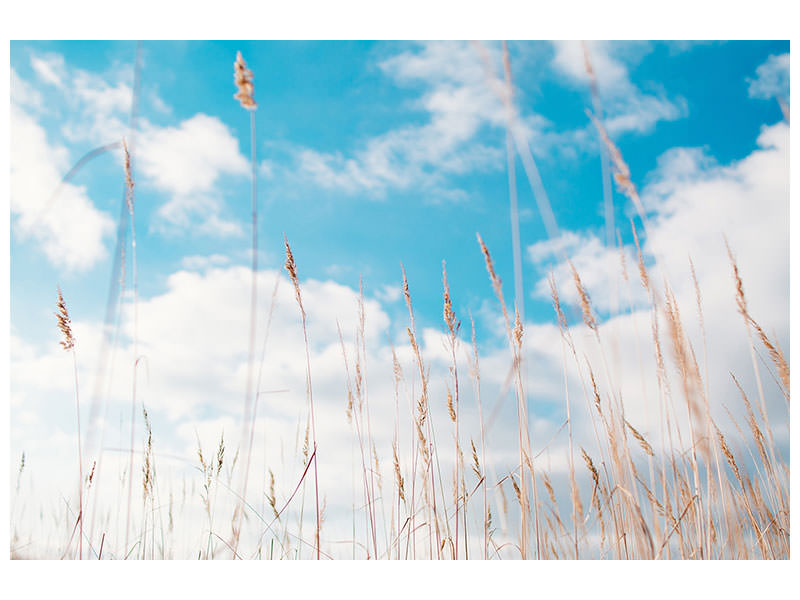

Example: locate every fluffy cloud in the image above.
[297,41,516,196]
[747,53,789,101]
[527,121,789,450]
[137,114,250,235]
[10,259,540,557]
[9,104,115,271]
[18,52,250,238]
[550,41,686,136]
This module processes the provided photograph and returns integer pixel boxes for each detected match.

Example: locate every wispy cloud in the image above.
[747,53,789,101]
[296,41,512,197]
[550,41,687,136]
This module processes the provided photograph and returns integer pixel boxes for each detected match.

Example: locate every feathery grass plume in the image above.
[216,433,225,477]
[624,419,655,457]
[285,236,306,319]
[302,421,310,467]
[86,460,96,488]
[510,475,522,505]
[750,320,790,396]
[730,374,771,474]
[477,234,504,304]
[142,407,153,500]
[122,138,134,214]
[542,473,557,506]
[446,388,456,423]
[233,51,257,110]
[569,261,597,332]
[631,220,651,293]
[267,470,279,519]
[442,261,460,338]
[392,442,405,503]
[548,273,569,333]
[56,287,75,351]
[725,244,789,395]
[586,109,647,223]
[470,439,482,481]
[513,307,523,350]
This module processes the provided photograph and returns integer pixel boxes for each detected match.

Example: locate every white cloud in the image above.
[526,121,789,451]
[10,67,44,111]
[180,253,232,271]
[31,53,66,88]
[9,105,115,271]
[10,261,538,557]
[747,53,789,100]
[29,52,133,145]
[551,41,686,136]
[137,114,249,235]
[296,41,511,196]
[528,230,647,313]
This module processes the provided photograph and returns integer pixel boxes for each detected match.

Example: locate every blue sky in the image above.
[8,40,791,559]
[9,41,787,333]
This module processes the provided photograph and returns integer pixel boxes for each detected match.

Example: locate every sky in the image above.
[7,39,791,560]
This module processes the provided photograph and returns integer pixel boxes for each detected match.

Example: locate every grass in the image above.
[9,44,789,561]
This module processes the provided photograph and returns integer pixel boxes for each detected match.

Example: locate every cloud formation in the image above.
[550,41,686,136]
[747,53,789,101]
[9,104,115,271]
[137,114,250,235]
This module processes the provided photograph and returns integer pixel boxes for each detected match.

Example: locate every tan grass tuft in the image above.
[56,287,75,351]
[624,419,655,457]
[233,51,257,110]
[569,261,597,332]
[392,442,405,502]
[122,138,134,215]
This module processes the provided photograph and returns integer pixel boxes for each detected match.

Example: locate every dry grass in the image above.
[11,46,789,562]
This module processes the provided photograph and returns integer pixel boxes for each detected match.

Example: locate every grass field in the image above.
[9,40,790,561]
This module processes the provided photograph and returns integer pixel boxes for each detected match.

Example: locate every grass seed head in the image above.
[233,51,257,110]
[55,287,75,351]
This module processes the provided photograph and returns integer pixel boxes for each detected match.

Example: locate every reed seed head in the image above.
[233,51,257,110]
[55,287,75,351]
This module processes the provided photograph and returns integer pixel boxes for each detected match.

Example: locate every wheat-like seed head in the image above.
[55,287,75,351]
[631,220,651,293]
[392,442,405,502]
[477,233,502,299]
[624,419,655,457]
[233,51,257,110]
[284,236,306,319]
[548,274,568,332]
[442,261,460,338]
[122,138,134,215]
[446,388,456,422]
[216,433,225,477]
[542,473,557,506]
[470,439,482,480]
[267,469,279,519]
[513,307,523,349]
[569,261,597,332]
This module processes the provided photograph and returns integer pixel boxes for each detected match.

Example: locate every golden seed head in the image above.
[55,287,75,351]
[122,138,134,215]
[233,51,257,110]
